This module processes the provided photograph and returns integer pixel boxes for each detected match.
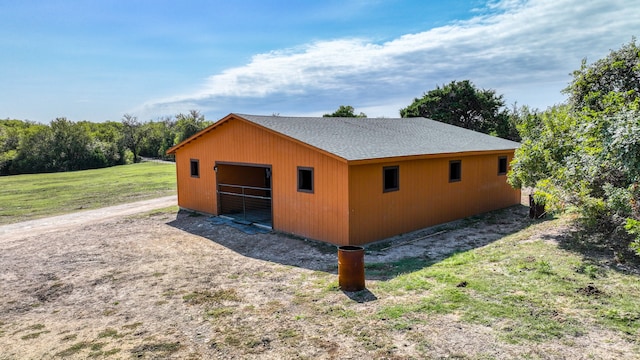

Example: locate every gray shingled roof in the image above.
[235,114,520,161]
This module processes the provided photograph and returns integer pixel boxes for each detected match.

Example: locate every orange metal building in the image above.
[167,113,521,246]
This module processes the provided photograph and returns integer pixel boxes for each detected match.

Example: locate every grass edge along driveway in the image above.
[0,162,176,225]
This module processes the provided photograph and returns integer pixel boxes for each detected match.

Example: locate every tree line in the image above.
[0,110,210,175]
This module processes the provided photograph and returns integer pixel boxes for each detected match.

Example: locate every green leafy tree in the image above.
[500,103,535,142]
[566,38,640,114]
[400,80,517,140]
[10,124,55,174]
[121,114,147,163]
[323,105,367,118]
[157,117,178,159]
[174,110,210,144]
[93,121,128,164]
[11,117,111,173]
[508,105,576,190]
[49,117,100,171]
[81,121,127,166]
[0,126,13,174]
[509,39,640,257]
[139,118,177,159]
[0,119,34,174]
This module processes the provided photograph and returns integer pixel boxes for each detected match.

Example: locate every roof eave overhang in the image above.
[346,148,518,166]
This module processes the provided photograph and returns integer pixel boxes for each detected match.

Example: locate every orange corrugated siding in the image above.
[172,116,351,245]
[347,152,520,245]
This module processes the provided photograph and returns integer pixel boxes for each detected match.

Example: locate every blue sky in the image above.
[1,0,638,122]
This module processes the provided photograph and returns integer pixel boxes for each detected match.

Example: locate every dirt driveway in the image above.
[0,200,636,359]
[0,196,177,243]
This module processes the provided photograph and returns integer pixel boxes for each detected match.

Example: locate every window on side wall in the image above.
[449,160,461,182]
[498,156,508,175]
[383,166,399,192]
[297,167,314,193]
[190,159,199,178]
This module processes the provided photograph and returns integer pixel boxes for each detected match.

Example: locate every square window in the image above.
[383,166,399,192]
[449,160,461,182]
[297,167,313,193]
[190,159,199,178]
[498,156,508,175]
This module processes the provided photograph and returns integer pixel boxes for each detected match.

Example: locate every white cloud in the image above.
[138,0,640,119]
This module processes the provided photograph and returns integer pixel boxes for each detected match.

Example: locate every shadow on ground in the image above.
[343,288,378,303]
[167,204,546,282]
[545,221,640,276]
[167,211,339,272]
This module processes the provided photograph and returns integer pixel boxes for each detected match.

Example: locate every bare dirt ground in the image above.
[0,198,638,359]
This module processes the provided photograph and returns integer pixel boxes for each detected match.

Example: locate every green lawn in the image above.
[0,162,176,225]
[368,217,640,345]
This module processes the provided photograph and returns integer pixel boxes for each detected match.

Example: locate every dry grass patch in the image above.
[182,289,241,305]
[130,341,182,357]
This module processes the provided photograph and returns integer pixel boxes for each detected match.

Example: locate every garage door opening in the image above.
[216,163,272,228]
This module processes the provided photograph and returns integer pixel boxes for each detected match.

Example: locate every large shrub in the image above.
[509,39,640,258]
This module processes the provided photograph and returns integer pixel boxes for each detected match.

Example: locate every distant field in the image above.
[0,162,176,225]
